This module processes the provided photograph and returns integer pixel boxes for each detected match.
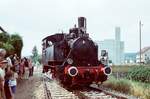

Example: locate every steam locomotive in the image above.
[42,17,112,87]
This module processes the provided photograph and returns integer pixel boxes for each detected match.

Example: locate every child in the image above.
[9,67,18,96]
[4,70,13,99]
[5,68,18,99]
[9,73,17,99]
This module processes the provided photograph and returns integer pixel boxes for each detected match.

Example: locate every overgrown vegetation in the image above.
[112,65,150,83]
[109,65,150,98]
[112,65,150,73]
[112,65,136,73]
[103,76,131,94]
[103,76,150,99]
[127,66,150,83]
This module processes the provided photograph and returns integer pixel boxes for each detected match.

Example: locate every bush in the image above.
[103,76,131,94]
[127,66,150,83]
[103,76,150,99]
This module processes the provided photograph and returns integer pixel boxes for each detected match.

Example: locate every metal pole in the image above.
[139,21,142,66]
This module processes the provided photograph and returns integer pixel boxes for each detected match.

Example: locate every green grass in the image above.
[103,76,150,99]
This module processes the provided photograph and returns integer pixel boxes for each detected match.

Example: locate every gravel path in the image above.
[15,68,45,99]
[45,79,78,99]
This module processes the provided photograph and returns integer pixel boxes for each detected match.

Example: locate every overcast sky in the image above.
[0,0,150,56]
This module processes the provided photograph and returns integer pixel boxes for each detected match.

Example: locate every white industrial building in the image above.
[136,46,150,64]
[124,53,137,65]
[97,27,124,65]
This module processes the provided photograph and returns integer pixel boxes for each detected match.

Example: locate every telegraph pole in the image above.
[139,21,142,66]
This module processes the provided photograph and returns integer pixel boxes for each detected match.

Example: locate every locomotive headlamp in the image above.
[103,66,112,75]
[68,66,78,77]
[67,58,73,64]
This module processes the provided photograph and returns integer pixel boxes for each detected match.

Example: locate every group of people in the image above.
[7,55,34,80]
[0,48,35,99]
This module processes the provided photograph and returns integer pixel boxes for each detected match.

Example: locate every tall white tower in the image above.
[97,27,124,65]
[115,27,121,41]
[115,27,124,65]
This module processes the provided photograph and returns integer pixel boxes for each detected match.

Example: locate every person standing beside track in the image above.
[0,60,7,99]
[28,59,33,77]
[4,70,14,99]
[24,57,29,79]
[19,59,25,79]
[6,67,18,99]
[0,49,7,99]
[6,55,13,71]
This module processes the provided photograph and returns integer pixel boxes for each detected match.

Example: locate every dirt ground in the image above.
[15,68,45,99]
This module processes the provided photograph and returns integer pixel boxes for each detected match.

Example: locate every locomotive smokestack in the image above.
[78,17,86,34]
[78,17,86,28]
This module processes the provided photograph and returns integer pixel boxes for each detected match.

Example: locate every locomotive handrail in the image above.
[61,48,73,67]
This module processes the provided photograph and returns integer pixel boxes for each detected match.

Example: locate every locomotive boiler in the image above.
[42,17,112,87]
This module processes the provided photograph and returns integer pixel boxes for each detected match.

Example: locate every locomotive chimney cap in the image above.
[78,16,86,19]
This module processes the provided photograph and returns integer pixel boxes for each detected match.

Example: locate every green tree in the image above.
[1,27,23,57]
[32,46,39,64]
[1,42,15,56]
[9,34,23,57]
[0,31,23,57]
[0,32,14,56]
[0,32,10,43]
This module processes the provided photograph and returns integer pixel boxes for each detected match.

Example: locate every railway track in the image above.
[74,84,138,99]
[90,84,138,99]
[43,74,78,99]
[43,75,52,99]
[76,90,117,99]
[42,73,136,99]
[73,86,119,99]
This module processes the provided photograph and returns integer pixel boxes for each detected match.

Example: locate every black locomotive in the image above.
[42,17,112,87]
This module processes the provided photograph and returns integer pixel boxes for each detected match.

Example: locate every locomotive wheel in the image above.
[62,75,72,87]
[55,67,72,87]
[99,75,108,82]
[84,83,91,87]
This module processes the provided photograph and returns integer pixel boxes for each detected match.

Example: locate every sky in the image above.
[0,0,150,56]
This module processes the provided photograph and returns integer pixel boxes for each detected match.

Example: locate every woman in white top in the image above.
[0,49,7,99]
[0,60,7,99]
